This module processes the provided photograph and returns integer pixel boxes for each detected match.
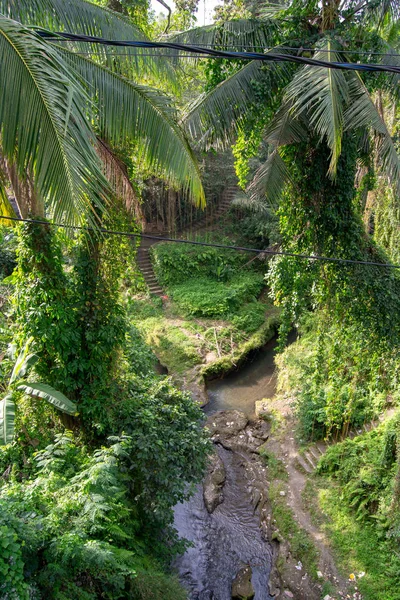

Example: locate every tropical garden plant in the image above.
[0,338,77,445]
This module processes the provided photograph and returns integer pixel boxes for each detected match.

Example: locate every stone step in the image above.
[315,441,327,455]
[309,446,321,463]
[303,451,317,470]
[294,455,314,475]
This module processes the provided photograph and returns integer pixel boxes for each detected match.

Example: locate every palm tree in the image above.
[180,0,400,209]
[0,0,205,227]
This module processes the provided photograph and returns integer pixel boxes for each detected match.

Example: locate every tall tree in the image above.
[0,1,205,225]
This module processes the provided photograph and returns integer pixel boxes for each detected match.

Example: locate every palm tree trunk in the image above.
[0,154,43,218]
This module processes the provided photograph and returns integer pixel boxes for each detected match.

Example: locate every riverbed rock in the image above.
[203,452,226,513]
[206,410,248,438]
[231,565,255,600]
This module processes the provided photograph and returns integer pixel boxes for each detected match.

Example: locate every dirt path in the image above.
[267,396,358,600]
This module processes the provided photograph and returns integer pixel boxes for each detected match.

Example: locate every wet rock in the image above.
[206,410,248,438]
[203,452,226,513]
[231,565,255,600]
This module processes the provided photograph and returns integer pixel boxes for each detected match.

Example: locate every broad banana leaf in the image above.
[18,383,78,415]
[0,393,15,445]
[9,337,38,385]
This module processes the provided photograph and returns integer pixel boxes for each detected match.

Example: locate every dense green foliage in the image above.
[169,272,264,318]
[0,223,209,599]
[151,241,250,286]
[0,433,190,600]
[312,414,400,600]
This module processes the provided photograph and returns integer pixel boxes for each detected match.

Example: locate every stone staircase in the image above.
[136,186,238,296]
[296,411,395,474]
[181,186,238,238]
[136,238,164,296]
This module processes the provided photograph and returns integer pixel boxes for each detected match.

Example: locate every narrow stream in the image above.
[205,337,278,417]
[174,338,280,600]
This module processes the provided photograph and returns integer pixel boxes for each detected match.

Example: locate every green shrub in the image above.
[0,423,208,599]
[231,301,267,333]
[277,313,398,441]
[151,242,249,287]
[317,416,399,526]
[169,272,265,318]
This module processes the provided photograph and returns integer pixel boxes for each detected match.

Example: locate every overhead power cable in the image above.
[1,215,399,270]
[70,45,400,57]
[36,30,400,74]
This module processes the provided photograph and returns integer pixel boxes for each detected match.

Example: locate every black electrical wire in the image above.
[36,30,400,74]
[65,45,400,57]
[1,214,399,270]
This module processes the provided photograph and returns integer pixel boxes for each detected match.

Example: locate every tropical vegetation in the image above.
[0,0,400,598]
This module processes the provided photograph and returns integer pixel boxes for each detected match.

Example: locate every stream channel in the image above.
[173,337,279,600]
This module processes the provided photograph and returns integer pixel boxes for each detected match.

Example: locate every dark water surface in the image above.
[204,337,278,418]
[174,446,274,600]
[173,338,280,599]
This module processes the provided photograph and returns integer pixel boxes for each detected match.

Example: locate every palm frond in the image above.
[0,0,175,84]
[169,19,278,50]
[242,100,306,210]
[60,48,205,206]
[0,0,145,40]
[361,0,400,27]
[0,17,108,226]
[344,72,400,194]
[247,148,289,209]
[263,101,308,146]
[183,57,288,148]
[260,2,290,19]
[285,39,349,177]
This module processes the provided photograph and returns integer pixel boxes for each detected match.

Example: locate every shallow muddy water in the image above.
[204,337,278,418]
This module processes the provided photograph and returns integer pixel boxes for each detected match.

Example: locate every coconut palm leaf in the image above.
[285,40,349,177]
[18,383,78,415]
[0,393,15,445]
[263,100,308,146]
[248,101,307,206]
[260,2,290,19]
[0,0,145,38]
[183,57,288,148]
[169,19,278,50]
[0,0,175,84]
[361,0,400,26]
[0,17,108,226]
[344,71,400,194]
[59,48,205,206]
[246,148,289,209]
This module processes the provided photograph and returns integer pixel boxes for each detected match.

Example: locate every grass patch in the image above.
[269,479,319,576]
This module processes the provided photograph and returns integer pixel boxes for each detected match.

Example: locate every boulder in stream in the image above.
[206,410,248,438]
[203,452,226,513]
[231,565,255,600]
